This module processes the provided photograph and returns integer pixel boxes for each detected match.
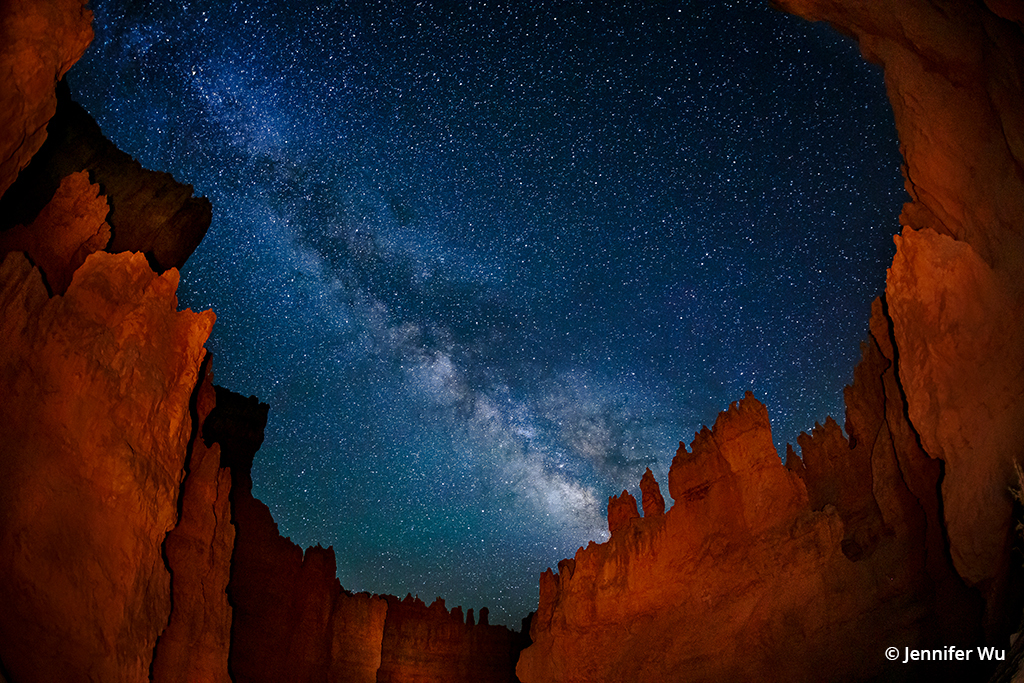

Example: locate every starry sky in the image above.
[68,0,904,626]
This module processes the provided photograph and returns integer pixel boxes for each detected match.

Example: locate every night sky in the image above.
[68,0,903,626]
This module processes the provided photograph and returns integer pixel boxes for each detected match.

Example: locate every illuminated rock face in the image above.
[519,332,981,682]
[519,2,1024,679]
[606,489,640,534]
[0,6,523,679]
[0,248,215,682]
[0,4,223,676]
[638,467,665,517]
[775,0,1024,636]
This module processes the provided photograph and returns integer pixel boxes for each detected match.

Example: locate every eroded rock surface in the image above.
[0,2,522,681]
[774,0,1024,636]
[377,595,526,683]
[3,0,1023,681]
[0,249,214,682]
[519,307,982,682]
[151,356,235,683]
[638,467,665,517]
[0,169,109,294]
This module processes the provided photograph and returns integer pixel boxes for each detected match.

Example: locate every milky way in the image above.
[68,0,904,625]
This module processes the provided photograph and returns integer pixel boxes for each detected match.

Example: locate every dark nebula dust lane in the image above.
[68,0,904,625]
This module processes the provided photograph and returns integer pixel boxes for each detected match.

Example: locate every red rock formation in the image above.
[0,0,92,196]
[606,489,640,534]
[519,307,982,682]
[0,248,214,682]
[638,467,665,517]
[0,3,522,682]
[775,0,1024,638]
[0,7,224,679]
[888,226,1023,629]
[4,0,1022,681]
[228,467,388,682]
[329,592,391,683]
[377,595,525,683]
[0,170,109,294]
[0,15,516,673]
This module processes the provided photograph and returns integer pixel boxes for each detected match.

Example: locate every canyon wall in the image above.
[1,11,219,673]
[0,0,92,198]
[216,384,525,683]
[376,595,526,683]
[0,242,213,682]
[518,304,983,682]
[149,358,235,683]
[0,3,525,681]
[775,0,1024,631]
[518,1,1024,681]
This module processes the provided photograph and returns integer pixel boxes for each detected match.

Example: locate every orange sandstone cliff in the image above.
[0,2,526,681]
[518,1,1024,681]
[776,0,1024,637]
[517,311,982,682]
[0,0,92,198]
[0,244,213,682]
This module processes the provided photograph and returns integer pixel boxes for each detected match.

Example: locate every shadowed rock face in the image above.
[0,170,110,295]
[213,387,391,683]
[0,81,212,273]
[150,357,236,683]
[376,595,527,683]
[206,386,525,683]
[217,383,526,683]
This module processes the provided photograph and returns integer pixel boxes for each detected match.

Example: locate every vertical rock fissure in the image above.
[151,350,214,680]
[878,295,929,465]
[878,292,977,624]
[374,600,390,682]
